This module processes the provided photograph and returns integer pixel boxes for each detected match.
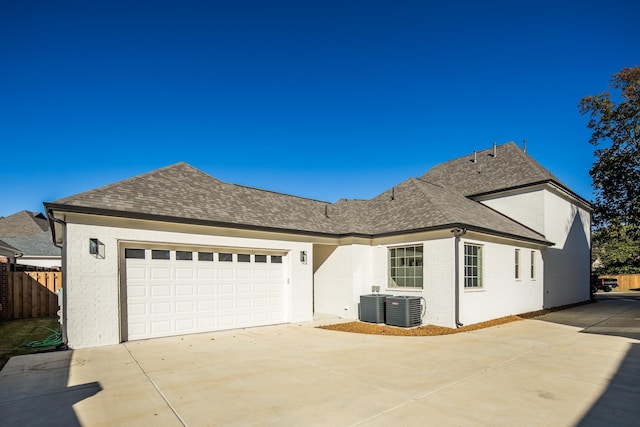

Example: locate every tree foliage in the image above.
[580,66,640,274]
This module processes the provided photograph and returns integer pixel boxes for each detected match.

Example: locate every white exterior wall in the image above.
[459,238,544,326]
[542,191,591,307]
[479,186,591,308]
[314,237,456,327]
[313,244,373,320]
[63,219,313,349]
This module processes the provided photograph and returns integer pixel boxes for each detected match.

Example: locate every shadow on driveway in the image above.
[535,292,640,340]
[0,350,101,426]
[536,293,640,427]
[576,342,640,427]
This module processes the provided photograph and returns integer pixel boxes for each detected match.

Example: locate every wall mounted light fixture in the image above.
[300,251,307,265]
[89,238,99,255]
[89,238,105,258]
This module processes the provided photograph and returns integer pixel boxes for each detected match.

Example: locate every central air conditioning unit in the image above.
[385,296,422,327]
[359,294,393,323]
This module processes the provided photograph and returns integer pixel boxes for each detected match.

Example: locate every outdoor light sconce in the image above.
[300,250,307,265]
[89,238,105,259]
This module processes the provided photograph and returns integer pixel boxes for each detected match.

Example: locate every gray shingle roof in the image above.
[0,232,61,256]
[53,163,342,235]
[0,211,50,237]
[420,141,564,196]
[48,147,556,244]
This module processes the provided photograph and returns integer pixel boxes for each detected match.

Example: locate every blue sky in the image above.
[1,0,638,218]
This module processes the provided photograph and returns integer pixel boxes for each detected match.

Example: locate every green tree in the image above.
[580,66,640,274]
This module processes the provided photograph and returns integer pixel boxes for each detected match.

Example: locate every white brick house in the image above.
[46,142,592,348]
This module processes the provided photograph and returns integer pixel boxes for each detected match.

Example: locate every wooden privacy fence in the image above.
[600,274,640,292]
[6,272,62,320]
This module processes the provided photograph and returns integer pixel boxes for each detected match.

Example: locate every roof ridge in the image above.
[230,181,332,204]
[508,142,556,179]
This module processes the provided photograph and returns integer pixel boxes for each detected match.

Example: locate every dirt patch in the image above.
[318,300,594,336]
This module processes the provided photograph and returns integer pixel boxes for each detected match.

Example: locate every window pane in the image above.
[198,252,214,261]
[238,254,251,262]
[219,253,233,262]
[152,250,170,260]
[388,245,423,289]
[255,254,267,263]
[125,248,145,259]
[176,251,193,261]
[271,255,283,263]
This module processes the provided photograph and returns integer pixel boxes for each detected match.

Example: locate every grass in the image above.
[0,317,62,370]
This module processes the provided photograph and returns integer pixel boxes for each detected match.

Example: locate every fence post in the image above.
[0,256,9,320]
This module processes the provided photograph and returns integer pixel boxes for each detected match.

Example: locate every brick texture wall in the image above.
[0,256,9,320]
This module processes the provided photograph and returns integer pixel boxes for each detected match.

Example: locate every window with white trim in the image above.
[515,249,521,279]
[389,245,423,288]
[530,251,536,279]
[464,244,482,288]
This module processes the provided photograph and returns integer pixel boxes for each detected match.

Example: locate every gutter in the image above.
[451,227,467,328]
[46,207,68,346]
[43,203,553,246]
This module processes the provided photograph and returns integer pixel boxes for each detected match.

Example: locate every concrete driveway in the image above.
[1,293,639,427]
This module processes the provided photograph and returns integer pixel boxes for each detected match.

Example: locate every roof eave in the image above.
[469,179,593,211]
[44,204,553,247]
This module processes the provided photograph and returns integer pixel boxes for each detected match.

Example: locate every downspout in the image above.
[451,227,467,328]
[48,211,68,346]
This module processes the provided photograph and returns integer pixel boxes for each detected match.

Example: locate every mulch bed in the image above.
[318,300,594,336]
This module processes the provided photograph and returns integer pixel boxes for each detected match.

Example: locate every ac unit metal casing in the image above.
[359,294,393,323]
[385,296,422,327]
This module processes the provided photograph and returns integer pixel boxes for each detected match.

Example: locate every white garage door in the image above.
[124,247,288,341]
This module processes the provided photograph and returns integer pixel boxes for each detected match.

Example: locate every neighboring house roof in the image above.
[0,232,61,257]
[46,144,554,245]
[0,210,50,237]
[0,239,20,253]
[421,141,580,199]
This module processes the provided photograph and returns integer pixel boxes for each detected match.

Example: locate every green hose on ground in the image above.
[16,326,63,349]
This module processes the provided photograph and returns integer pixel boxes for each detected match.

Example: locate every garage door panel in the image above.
[175,268,195,279]
[151,268,171,279]
[151,320,172,334]
[127,267,147,280]
[218,269,234,280]
[198,284,214,295]
[217,284,234,295]
[151,301,172,315]
[237,284,252,295]
[128,284,147,298]
[237,269,252,280]
[176,284,195,296]
[236,297,252,309]
[125,247,287,341]
[128,303,147,316]
[218,298,234,310]
[176,301,195,313]
[197,268,214,279]
[176,318,195,331]
[254,297,269,308]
